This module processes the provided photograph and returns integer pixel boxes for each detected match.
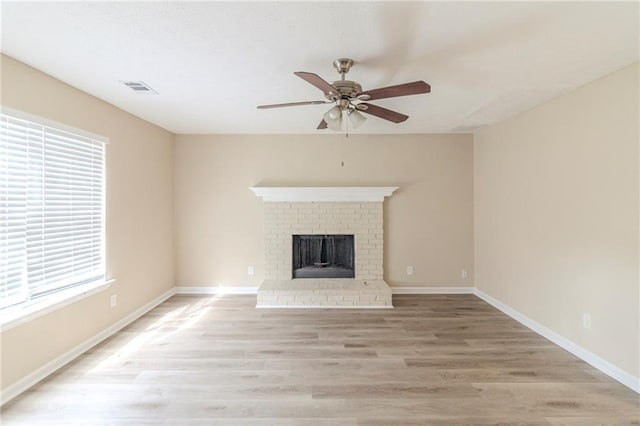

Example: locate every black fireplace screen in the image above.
[292,235,355,279]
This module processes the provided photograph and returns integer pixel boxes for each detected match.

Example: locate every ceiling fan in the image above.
[257,58,431,131]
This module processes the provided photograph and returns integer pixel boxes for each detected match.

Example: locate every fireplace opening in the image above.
[292,235,355,279]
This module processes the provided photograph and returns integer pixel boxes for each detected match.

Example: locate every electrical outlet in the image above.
[461,269,468,279]
[406,266,413,276]
[582,313,591,329]
[110,294,117,308]
[247,266,254,276]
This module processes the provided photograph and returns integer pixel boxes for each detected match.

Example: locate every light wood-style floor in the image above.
[2,295,638,425]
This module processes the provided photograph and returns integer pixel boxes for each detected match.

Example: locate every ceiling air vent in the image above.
[121,81,158,95]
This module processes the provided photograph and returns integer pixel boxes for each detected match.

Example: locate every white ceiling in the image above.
[1,1,638,134]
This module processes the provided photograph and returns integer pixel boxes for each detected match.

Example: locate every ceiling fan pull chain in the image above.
[345,110,350,138]
[342,114,348,167]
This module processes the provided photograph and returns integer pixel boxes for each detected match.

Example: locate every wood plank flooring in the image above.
[1,295,638,425]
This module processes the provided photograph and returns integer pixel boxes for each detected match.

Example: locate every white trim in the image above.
[473,288,640,394]
[249,186,398,202]
[256,304,393,309]
[1,279,115,332]
[175,286,258,295]
[1,106,109,144]
[391,286,475,294]
[0,287,176,406]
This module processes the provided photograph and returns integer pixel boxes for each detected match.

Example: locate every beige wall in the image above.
[474,63,639,377]
[0,55,175,389]
[174,134,474,288]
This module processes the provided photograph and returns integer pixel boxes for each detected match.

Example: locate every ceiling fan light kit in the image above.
[257,58,430,131]
[347,108,367,129]
[323,105,343,131]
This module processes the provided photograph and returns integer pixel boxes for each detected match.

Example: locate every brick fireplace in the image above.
[250,187,396,308]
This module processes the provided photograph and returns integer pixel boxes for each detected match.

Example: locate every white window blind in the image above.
[0,112,105,309]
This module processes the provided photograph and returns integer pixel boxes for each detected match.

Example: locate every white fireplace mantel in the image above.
[249,187,398,202]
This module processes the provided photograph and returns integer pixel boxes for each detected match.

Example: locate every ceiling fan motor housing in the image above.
[328,58,361,101]
[329,80,363,100]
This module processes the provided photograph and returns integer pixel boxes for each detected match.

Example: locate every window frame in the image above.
[0,107,111,330]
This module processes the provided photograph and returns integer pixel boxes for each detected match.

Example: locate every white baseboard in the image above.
[392,286,474,294]
[0,287,176,406]
[473,288,640,394]
[174,286,258,295]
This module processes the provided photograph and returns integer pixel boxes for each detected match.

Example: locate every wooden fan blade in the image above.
[294,72,340,99]
[257,100,330,109]
[358,81,430,101]
[357,103,408,123]
[317,119,328,130]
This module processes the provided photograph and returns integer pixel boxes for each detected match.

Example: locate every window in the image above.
[0,111,106,310]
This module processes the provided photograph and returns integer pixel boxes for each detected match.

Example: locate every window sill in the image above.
[0,279,115,332]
